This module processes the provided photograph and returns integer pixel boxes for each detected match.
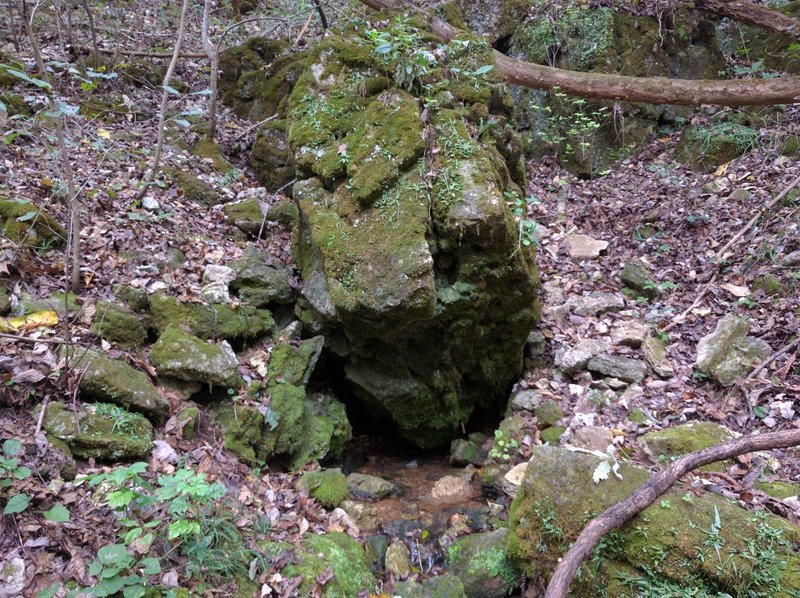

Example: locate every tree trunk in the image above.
[697,0,800,40]
[359,0,800,107]
[202,0,219,140]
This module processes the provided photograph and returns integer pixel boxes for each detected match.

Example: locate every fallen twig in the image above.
[542,427,800,598]
[0,332,69,345]
[660,273,717,333]
[232,113,278,143]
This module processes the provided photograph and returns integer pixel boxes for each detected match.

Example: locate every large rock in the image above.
[231,247,294,306]
[39,401,153,460]
[289,26,540,449]
[638,421,736,471]
[447,528,520,598]
[0,199,65,248]
[67,348,169,421]
[507,446,800,596]
[150,325,243,388]
[91,300,148,347]
[586,354,647,384]
[346,473,399,501]
[696,313,771,386]
[267,336,324,386]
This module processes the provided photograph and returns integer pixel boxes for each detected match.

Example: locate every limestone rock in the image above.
[534,399,564,427]
[507,446,800,596]
[200,281,230,304]
[568,292,625,317]
[39,401,152,460]
[231,247,294,306]
[0,553,26,598]
[431,475,472,501]
[558,339,610,375]
[778,249,800,268]
[564,233,608,260]
[569,426,613,451]
[587,354,647,383]
[695,313,771,386]
[502,462,528,498]
[287,393,352,470]
[267,336,324,386]
[508,389,544,412]
[150,325,243,388]
[620,258,656,298]
[540,426,565,445]
[223,197,266,236]
[67,347,168,421]
[642,335,675,378]
[611,321,646,348]
[340,500,379,531]
[638,421,736,470]
[202,264,236,285]
[91,300,147,347]
[165,168,220,205]
[346,473,399,501]
[446,528,520,598]
[385,540,412,580]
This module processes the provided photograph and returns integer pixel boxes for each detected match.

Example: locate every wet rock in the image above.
[38,401,152,460]
[395,573,467,598]
[479,463,510,496]
[642,335,675,379]
[450,438,488,467]
[431,475,472,501]
[620,258,656,298]
[568,292,625,317]
[611,321,646,348]
[297,468,349,508]
[587,354,647,384]
[557,339,610,375]
[231,247,294,306]
[507,446,800,596]
[365,534,391,571]
[695,313,771,386]
[778,249,800,268]
[150,325,243,388]
[564,233,608,260]
[91,301,147,347]
[340,500,379,531]
[385,540,412,580]
[346,473,399,501]
[638,421,736,471]
[569,426,613,451]
[267,336,324,386]
[534,399,564,428]
[446,528,520,598]
[66,347,168,421]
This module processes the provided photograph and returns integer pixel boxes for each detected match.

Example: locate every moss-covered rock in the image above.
[297,468,349,508]
[149,293,273,342]
[150,325,243,388]
[450,438,488,466]
[174,404,199,440]
[395,573,467,598]
[752,274,785,296]
[282,532,374,597]
[19,291,79,317]
[66,347,169,421]
[638,421,736,472]
[447,528,520,598]
[113,284,150,312]
[250,121,296,191]
[0,286,10,316]
[289,24,540,449]
[677,122,759,172]
[0,199,65,248]
[288,393,352,470]
[209,401,264,465]
[696,313,772,386]
[189,139,234,173]
[117,59,166,88]
[507,446,800,596]
[230,247,294,306]
[91,300,147,347]
[223,197,265,236]
[267,336,324,386]
[260,382,306,457]
[38,401,153,460]
[164,168,220,206]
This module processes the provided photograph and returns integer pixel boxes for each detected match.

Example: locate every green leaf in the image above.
[167,518,200,540]
[4,493,30,514]
[44,503,70,522]
[163,85,181,95]
[15,211,38,223]
[140,557,161,575]
[97,543,130,566]
[35,583,60,598]
[2,439,20,457]
[124,527,143,545]
[472,65,494,75]
[1,66,52,90]
[123,585,146,598]
[754,405,769,419]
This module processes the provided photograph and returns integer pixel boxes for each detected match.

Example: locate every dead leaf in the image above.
[719,283,750,298]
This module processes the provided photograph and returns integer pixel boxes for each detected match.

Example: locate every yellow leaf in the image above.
[3,310,60,331]
[98,128,111,140]
[714,162,730,176]
[41,177,54,189]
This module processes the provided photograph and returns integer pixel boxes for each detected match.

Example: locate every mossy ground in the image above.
[0,199,65,248]
[297,468,349,508]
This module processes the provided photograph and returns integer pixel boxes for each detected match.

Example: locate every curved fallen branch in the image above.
[360,0,800,106]
[697,0,800,40]
[543,427,800,598]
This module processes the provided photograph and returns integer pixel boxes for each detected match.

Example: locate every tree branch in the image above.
[543,427,800,598]
[697,0,800,40]
[359,0,800,106]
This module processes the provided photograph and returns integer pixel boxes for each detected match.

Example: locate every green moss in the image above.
[297,468,349,508]
[164,168,220,206]
[149,293,274,342]
[756,480,800,500]
[540,426,565,444]
[267,336,324,386]
[535,399,564,427]
[447,528,519,597]
[19,291,79,316]
[638,422,736,472]
[752,274,785,297]
[289,394,352,470]
[224,198,264,236]
[210,402,264,465]
[283,532,374,598]
[0,199,65,248]
[250,122,295,191]
[260,382,306,457]
[92,300,147,347]
[677,123,758,172]
[176,405,199,440]
[189,139,234,173]
[0,285,9,315]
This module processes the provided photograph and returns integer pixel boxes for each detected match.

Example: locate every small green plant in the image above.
[488,429,519,462]
[506,191,539,247]
[1,439,32,515]
[533,87,609,160]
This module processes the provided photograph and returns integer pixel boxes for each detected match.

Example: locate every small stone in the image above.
[525,330,547,361]
[365,534,391,571]
[702,177,730,194]
[587,354,647,384]
[642,335,675,379]
[611,321,646,348]
[540,426,565,445]
[200,281,230,304]
[535,399,564,428]
[627,407,649,424]
[450,438,488,466]
[568,292,625,317]
[277,320,303,340]
[778,250,800,268]
[621,258,657,298]
[729,188,752,202]
[385,540,412,580]
[509,389,543,412]
[620,384,644,403]
[297,468,349,508]
[346,473,399,501]
[431,475,472,501]
[0,553,26,597]
[468,431,488,445]
[202,264,236,285]
[558,339,610,375]
[141,195,160,210]
[569,426,613,451]
[340,500,379,531]
[564,233,608,260]
[696,314,771,386]
[605,377,628,390]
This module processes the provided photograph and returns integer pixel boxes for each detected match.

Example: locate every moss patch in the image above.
[92,300,147,347]
[0,199,65,248]
[297,468,349,508]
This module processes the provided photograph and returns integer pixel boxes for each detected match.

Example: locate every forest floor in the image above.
[1,1,800,597]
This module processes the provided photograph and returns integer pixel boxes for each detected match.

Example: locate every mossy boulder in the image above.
[189,139,234,173]
[66,347,169,421]
[677,122,759,172]
[507,445,800,596]
[92,300,147,347]
[118,59,166,88]
[250,121,296,191]
[282,532,374,597]
[638,421,736,472]
[395,574,467,598]
[447,528,520,598]
[297,468,349,508]
[150,325,243,388]
[164,168,221,206]
[230,247,294,306]
[38,401,153,460]
[696,313,772,386]
[113,284,150,312]
[289,24,540,449]
[0,199,65,248]
[287,393,352,470]
[267,336,324,386]
[19,291,79,317]
[209,401,264,465]
[149,293,274,342]
[224,197,265,236]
